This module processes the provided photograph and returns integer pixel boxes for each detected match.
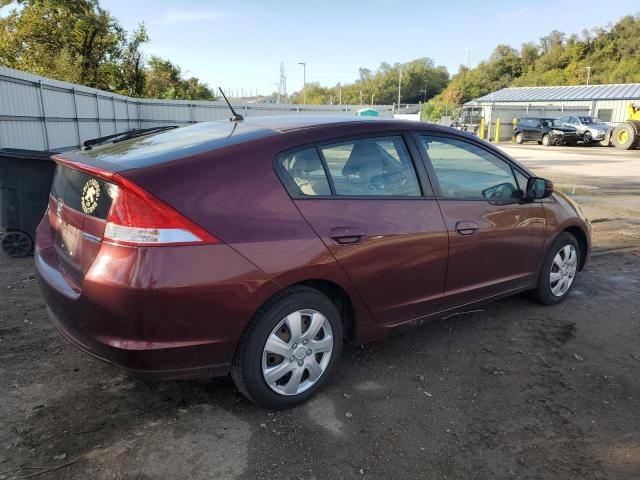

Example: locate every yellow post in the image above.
[479,118,485,140]
[494,118,501,143]
[512,117,518,143]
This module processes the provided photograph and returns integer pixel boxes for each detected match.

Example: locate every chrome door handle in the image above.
[455,221,479,235]
[329,227,365,245]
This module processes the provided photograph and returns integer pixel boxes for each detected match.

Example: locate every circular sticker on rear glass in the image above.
[81,178,101,214]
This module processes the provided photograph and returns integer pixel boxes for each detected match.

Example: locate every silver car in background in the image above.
[558,116,610,144]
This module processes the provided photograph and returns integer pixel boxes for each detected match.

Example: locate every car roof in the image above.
[242,115,418,132]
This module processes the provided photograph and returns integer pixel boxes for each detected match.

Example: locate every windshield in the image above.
[579,116,603,124]
[542,119,564,128]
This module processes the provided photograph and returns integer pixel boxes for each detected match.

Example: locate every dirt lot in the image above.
[1,145,639,480]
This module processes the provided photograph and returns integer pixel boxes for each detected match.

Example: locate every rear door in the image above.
[416,133,546,308]
[277,133,448,326]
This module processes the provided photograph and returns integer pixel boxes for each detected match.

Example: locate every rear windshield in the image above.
[51,166,115,220]
[74,121,276,170]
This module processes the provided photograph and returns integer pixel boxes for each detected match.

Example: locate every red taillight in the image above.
[104,174,219,246]
[53,156,219,246]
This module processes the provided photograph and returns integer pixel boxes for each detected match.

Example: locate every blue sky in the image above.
[4,1,640,95]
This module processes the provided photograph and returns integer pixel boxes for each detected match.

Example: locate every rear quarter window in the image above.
[277,148,332,196]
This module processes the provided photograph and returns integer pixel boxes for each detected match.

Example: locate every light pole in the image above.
[585,66,591,86]
[273,82,280,103]
[298,62,306,104]
[397,67,403,113]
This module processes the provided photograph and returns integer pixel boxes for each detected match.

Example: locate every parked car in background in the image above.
[558,116,609,144]
[35,117,591,409]
[514,118,578,146]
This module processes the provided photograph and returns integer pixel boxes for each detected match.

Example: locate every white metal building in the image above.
[464,84,640,140]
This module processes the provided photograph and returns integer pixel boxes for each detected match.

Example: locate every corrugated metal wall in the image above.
[0,66,410,151]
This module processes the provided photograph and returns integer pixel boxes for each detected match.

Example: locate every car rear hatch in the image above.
[41,122,278,288]
[47,164,114,287]
[45,157,218,290]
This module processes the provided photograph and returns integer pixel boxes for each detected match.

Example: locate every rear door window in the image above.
[320,136,421,196]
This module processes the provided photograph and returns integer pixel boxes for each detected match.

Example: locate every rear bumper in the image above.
[35,221,277,380]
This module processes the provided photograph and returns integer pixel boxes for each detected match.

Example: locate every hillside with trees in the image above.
[422,14,640,120]
[290,58,449,105]
[0,0,216,100]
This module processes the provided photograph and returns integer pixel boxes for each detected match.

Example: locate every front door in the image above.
[416,134,546,308]
[277,134,449,326]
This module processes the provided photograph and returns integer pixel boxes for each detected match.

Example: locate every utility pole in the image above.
[360,90,363,105]
[339,86,342,105]
[371,93,374,105]
[274,82,280,103]
[298,62,306,105]
[585,66,591,86]
[397,67,402,113]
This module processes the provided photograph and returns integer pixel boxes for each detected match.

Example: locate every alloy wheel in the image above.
[550,244,578,297]
[262,309,334,396]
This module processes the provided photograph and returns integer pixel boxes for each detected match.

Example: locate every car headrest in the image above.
[292,149,320,173]
[342,141,385,176]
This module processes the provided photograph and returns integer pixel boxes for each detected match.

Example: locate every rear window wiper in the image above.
[82,126,179,150]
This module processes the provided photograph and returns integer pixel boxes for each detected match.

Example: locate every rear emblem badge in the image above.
[81,179,101,214]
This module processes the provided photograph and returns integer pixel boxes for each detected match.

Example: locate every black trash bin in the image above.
[0,148,58,258]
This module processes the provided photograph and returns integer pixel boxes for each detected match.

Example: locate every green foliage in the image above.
[0,0,215,100]
[144,56,214,100]
[291,58,449,105]
[441,15,640,105]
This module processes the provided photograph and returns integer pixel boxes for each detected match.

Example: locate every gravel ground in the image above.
[1,144,639,480]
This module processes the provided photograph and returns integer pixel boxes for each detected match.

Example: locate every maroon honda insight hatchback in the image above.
[36,116,591,409]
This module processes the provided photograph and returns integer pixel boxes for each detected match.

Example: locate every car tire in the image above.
[231,286,343,409]
[515,132,524,144]
[542,134,552,147]
[534,232,580,306]
[583,131,592,144]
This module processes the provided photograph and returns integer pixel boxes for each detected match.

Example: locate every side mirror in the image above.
[526,177,554,200]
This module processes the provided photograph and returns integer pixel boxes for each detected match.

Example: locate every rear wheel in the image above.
[231,286,343,409]
[534,232,580,305]
[542,134,551,147]
[1,231,33,258]
[515,132,524,144]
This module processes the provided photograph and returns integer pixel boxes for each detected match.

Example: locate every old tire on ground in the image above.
[611,123,637,150]
[534,232,580,306]
[231,286,343,409]
[515,132,524,144]
[542,134,552,147]
[1,231,33,258]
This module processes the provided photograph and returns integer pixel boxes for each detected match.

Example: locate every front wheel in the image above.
[534,233,580,305]
[542,134,552,147]
[231,286,343,409]
[583,131,592,144]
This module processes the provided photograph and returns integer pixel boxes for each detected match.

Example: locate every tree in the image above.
[0,0,216,100]
[0,0,126,90]
[117,24,148,97]
[143,56,214,100]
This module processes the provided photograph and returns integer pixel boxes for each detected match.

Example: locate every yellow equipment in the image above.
[604,103,640,150]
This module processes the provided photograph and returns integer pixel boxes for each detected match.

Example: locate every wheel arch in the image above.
[562,226,589,271]
[248,278,357,344]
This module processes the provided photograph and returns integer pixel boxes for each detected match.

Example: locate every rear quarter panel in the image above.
[121,128,385,342]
